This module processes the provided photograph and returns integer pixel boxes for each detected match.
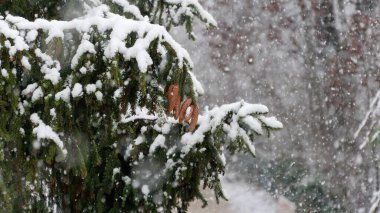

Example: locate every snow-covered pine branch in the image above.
[163,0,217,27]
[119,0,217,39]
[353,91,380,149]
[120,101,282,157]
[0,1,281,212]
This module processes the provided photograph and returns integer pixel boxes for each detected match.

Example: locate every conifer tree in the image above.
[0,0,283,212]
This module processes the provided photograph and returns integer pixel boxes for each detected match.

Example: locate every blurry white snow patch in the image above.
[189,179,295,213]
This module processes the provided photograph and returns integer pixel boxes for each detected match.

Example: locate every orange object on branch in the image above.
[166,84,199,132]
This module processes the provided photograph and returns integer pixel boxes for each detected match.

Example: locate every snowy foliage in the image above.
[354,91,380,149]
[0,0,281,212]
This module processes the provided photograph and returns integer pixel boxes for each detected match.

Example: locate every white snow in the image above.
[30,113,67,157]
[55,87,71,103]
[95,80,102,89]
[85,84,97,94]
[164,0,217,27]
[181,101,282,154]
[238,103,269,117]
[0,5,193,74]
[71,83,83,98]
[79,67,88,74]
[95,91,103,101]
[354,91,380,149]
[71,40,96,69]
[120,100,282,156]
[113,88,123,99]
[120,101,283,154]
[50,108,56,119]
[34,49,61,85]
[242,116,263,135]
[31,87,44,102]
[189,179,287,213]
[370,191,380,213]
[189,71,205,96]
[355,91,380,140]
[149,134,166,154]
[1,69,9,78]
[21,56,31,70]
[22,83,39,96]
[112,0,146,21]
[141,185,150,196]
[120,107,158,123]
[112,167,120,177]
[18,102,25,115]
[26,30,38,42]
[259,116,284,129]
[161,123,171,134]
[134,136,144,145]
[122,176,131,185]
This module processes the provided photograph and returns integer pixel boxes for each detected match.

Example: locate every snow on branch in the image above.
[111,0,147,21]
[370,190,380,213]
[353,91,380,149]
[181,101,282,155]
[30,113,67,158]
[164,0,217,27]
[0,5,193,73]
[120,101,283,156]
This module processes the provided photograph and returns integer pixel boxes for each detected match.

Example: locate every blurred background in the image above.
[171,0,380,212]
[1,0,379,212]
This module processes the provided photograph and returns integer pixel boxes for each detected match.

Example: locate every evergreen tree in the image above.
[0,0,282,212]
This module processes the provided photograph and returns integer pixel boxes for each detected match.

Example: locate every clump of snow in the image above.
[164,0,217,27]
[189,71,204,96]
[71,40,96,69]
[112,167,121,178]
[122,176,131,185]
[34,49,61,85]
[242,116,263,135]
[113,88,123,99]
[55,87,71,103]
[120,107,158,123]
[79,67,88,74]
[25,30,38,42]
[141,185,150,197]
[30,113,67,157]
[85,84,97,94]
[259,116,284,129]
[134,136,144,145]
[238,103,269,117]
[21,56,31,70]
[1,69,9,78]
[22,83,38,96]
[95,91,103,101]
[149,134,166,154]
[71,83,83,98]
[31,87,44,102]
[18,102,25,115]
[95,80,102,89]
[161,123,171,134]
[112,0,147,21]
[50,108,56,119]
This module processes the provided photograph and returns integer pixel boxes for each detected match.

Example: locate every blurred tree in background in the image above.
[180,0,380,211]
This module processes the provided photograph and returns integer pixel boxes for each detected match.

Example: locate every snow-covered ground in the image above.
[189,179,295,213]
